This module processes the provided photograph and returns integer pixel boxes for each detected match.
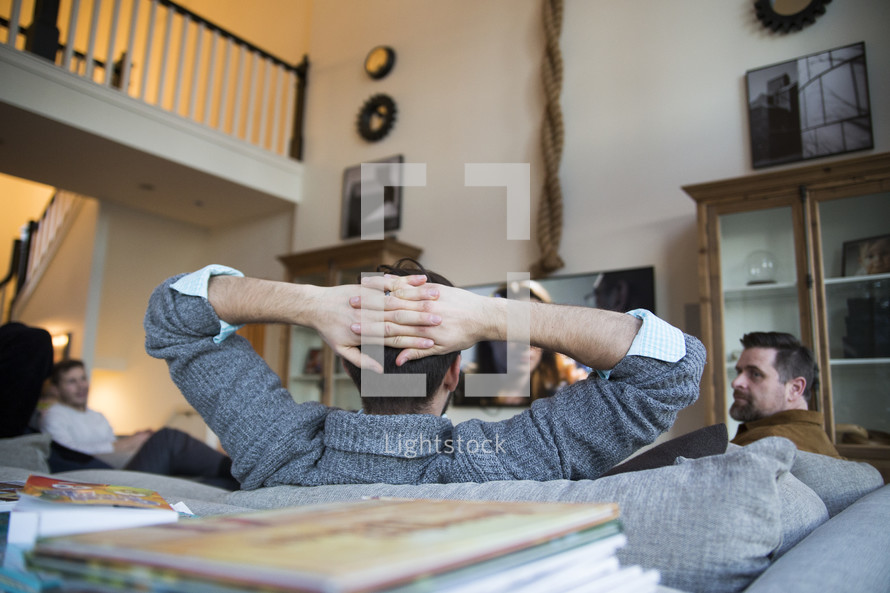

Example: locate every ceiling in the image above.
[0,101,297,229]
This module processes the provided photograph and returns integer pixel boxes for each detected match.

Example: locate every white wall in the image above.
[293,0,890,432]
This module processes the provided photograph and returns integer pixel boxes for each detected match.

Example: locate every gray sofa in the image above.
[1,432,887,593]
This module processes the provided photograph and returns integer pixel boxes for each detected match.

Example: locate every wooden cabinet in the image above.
[278,239,423,410]
[683,152,890,479]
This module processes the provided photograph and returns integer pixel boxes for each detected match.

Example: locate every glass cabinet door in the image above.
[717,205,803,434]
[280,239,424,411]
[329,265,365,412]
[288,325,325,404]
[817,192,890,445]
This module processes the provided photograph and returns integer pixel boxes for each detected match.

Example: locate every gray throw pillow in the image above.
[774,469,828,558]
[790,449,884,517]
[227,437,813,593]
[0,433,51,473]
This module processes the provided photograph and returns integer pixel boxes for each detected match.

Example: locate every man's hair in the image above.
[740,332,819,402]
[50,359,85,386]
[342,258,460,415]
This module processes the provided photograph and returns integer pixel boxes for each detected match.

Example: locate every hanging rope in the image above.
[532,0,566,278]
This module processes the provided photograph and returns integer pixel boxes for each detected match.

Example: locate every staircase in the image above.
[1,190,85,323]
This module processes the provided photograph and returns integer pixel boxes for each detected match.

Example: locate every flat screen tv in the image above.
[451,266,655,407]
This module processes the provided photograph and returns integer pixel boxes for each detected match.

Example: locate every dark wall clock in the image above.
[754,0,831,33]
[364,46,396,80]
[357,94,397,142]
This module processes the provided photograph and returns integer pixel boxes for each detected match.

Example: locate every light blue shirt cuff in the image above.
[596,309,686,379]
[170,265,245,343]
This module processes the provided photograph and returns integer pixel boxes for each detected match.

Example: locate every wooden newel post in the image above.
[288,55,309,161]
[25,0,61,62]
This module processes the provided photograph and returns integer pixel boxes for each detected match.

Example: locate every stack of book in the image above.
[23,497,658,592]
[7,475,179,546]
[2,476,180,593]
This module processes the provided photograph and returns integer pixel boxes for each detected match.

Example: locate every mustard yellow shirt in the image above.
[732,409,841,458]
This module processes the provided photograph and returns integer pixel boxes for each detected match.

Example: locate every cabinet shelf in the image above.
[824,272,890,285]
[723,282,797,301]
[291,374,324,382]
[829,358,890,366]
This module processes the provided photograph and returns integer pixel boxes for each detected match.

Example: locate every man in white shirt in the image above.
[41,360,151,461]
[41,359,238,488]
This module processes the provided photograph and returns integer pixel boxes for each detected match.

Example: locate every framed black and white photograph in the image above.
[842,234,890,277]
[746,42,873,169]
[340,154,403,240]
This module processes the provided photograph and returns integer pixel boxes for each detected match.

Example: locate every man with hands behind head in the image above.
[145,261,705,490]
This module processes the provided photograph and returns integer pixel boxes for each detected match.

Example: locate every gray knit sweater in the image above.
[144,275,705,490]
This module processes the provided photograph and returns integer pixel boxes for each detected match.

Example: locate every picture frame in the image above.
[745,42,873,169]
[842,234,890,277]
[303,348,323,375]
[340,154,403,240]
[451,266,655,408]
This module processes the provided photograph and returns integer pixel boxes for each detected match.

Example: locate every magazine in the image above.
[7,475,178,546]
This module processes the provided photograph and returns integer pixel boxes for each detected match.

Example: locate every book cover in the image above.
[30,498,620,593]
[0,480,24,511]
[7,475,178,546]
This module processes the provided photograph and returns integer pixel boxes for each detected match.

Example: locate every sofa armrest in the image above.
[0,433,51,473]
[744,484,890,593]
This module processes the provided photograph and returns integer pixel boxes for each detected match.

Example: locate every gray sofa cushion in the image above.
[745,484,890,593]
[789,449,884,517]
[0,433,51,473]
[226,438,815,593]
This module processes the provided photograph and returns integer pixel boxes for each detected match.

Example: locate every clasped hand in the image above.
[318,274,499,371]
